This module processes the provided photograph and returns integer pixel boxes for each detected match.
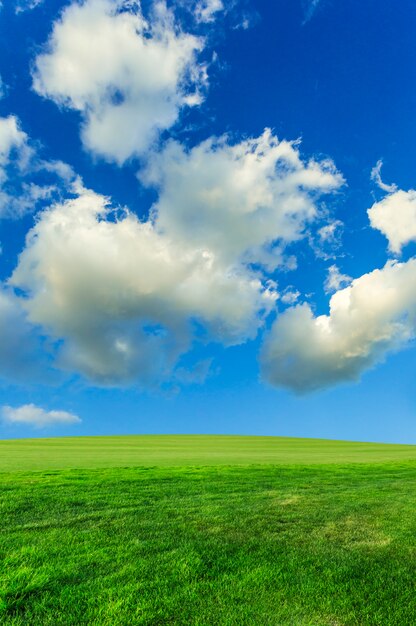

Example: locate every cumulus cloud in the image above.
[141,129,344,268]
[1,404,81,428]
[368,189,416,254]
[6,128,345,387]
[10,185,276,385]
[261,258,416,392]
[33,0,206,164]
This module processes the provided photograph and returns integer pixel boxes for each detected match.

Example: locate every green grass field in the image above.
[1,436,416,625]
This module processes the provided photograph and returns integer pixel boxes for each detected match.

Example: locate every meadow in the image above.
[1,435,416,625]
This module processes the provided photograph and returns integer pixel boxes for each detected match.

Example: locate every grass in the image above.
[2,434,416,472]
[1,436,416,625]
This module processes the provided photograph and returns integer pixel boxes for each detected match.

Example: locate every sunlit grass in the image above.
[2,434,416,472]
[1,436,416,624]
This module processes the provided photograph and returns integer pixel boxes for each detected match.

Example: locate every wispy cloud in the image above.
[302,0,323,24]
[371,160,398,194]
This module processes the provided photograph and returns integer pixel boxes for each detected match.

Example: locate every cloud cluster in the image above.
[261,258,416,392]
[33,0,206,163]
[1,404,81,428]
[9,129,342,386]
[6,0,416,399]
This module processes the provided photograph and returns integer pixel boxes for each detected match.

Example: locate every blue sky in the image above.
[1,0,416,442]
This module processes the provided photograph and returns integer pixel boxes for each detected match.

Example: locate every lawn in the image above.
[1,436,416,625]
[2,434,416,472]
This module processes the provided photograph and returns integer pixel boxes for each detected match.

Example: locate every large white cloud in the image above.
[11,185,275,385]
[141,129,344,268]
[33,0,206,164]
[8,128,346,386]
[261,258,416,392]
[1,404,81,428]
[368,189,416,254]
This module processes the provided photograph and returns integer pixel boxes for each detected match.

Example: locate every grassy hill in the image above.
[1,434,416,472]
[1,435,416,625]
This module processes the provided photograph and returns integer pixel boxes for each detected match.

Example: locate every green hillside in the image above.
[1,434,416,472]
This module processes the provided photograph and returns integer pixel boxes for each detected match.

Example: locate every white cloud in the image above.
[281,288,301,305]
[317,219,343,247]
[309,219,344,261]
[15,0,44,13]
[141,129,344,268]
[0,115,31,168]
[11,185,275,385]
[324,264,351,293]
[261,258,416,392]
[368,189,416,254]
[7,128,346,387]
[0,115,39,218]
[2,404,81,428]
[195,0,224,23]
[303,0,322,24]
[33,0,206,164]
[371,160,398,194]
[0,115,78,219]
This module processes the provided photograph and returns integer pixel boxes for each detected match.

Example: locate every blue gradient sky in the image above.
[1,0,416,442]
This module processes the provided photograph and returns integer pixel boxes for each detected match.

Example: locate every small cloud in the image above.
[174,358,215,385]
[311,219,344,260]
[281,287,301,305]
[0,75,7,100]
[15,0,44,14]
[368,188,416,254]
[195,0,224,23]
[371,160,398,194]
[1,404,81,428]
[318,221,341,244]
[324,264,351,293]
[302,0,323,24]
